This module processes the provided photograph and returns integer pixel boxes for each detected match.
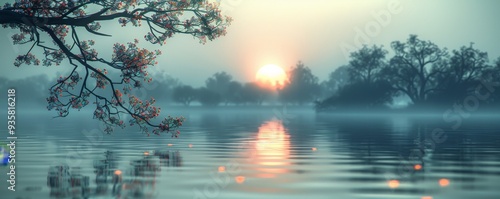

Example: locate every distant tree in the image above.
[196,88,221,107]
[494,58,500,104]
[483,57,500,106]
[316,80,395,111]
[205,72,233,105]
[317,46,395,110]
[447,44,489,85]
[226,81,244,105]
[494,58,500,80]
[279,61,321,105]
[429,44,490,104]
[241,82,271,105]
[348,45,387,83]
[320,65,350,98]
[383,35,448,106]
[494,57,500,70]
[148,72,180,103]
[0,0,232,135]
[172,85,196,106]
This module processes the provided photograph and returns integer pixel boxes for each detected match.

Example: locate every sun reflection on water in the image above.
[252,120,291,178]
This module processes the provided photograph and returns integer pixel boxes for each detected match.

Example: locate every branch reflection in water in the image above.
[47,150,182,198]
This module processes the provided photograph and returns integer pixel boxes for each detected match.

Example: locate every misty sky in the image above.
[1,0,500,87]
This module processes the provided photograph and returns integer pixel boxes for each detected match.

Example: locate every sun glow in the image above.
[256,64,287,88]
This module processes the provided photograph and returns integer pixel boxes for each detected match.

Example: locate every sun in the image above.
[256,64,287,88]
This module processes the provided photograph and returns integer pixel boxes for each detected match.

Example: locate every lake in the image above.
[1,107,500,199]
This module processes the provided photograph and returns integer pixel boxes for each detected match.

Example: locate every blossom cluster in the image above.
[70,95,90,110]
[87,22,102,32]
[152,116,185,137]
[90,68,109,89]
[14,53,39,67]
[50,25,69,43]
[42,49,65,66]
[77,40,98,61]
[11,32,29,44]
[112,40,160,83]
[124,91,183,136]
[128,95,160,123]
[47,72,89,116]
[112,89,124,106]
[93,103,126,134]
[93,84,184,136]
[116,0,232,45]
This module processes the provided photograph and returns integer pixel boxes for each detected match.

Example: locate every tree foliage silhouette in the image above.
[348,45,387,83]
[279,61,321,105]
[317,35,500,111]
[205,71,233,105]
[0,0,232,135]
[241,82,271,105]
[385,35,448,105]
[429,44,490,104]
[317,46,395,110]
[172,85,196,106]
[196,87,221,106]
[320,65,350,98]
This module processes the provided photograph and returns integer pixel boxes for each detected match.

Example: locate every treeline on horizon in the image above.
[0,63,321,108]
[317,34,500,112]
[2,34,500,112]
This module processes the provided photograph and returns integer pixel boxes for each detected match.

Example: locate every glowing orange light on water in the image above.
[388,180,400,189]
[144,151,149,156]
[235,176,246,184]
[311,147,317,151]
[188,144,193,148]
[421,196,433,199]
[114,170,122,176]
[254,121,291,174]
[218,166,226,172]
[238,120,292,180]
[414,164,422,170]
[167,144,173,147]
[439,178,450,187]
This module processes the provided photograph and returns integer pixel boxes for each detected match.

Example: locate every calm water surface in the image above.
[2,108,500,199]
